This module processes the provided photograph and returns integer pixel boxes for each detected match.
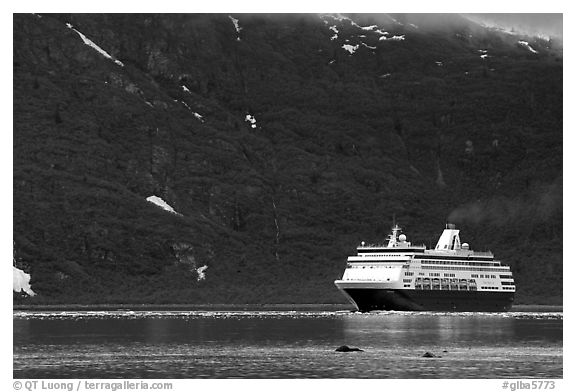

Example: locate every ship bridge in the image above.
[355,224,426,255]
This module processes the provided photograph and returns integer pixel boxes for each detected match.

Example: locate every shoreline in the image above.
[13,303,563,312]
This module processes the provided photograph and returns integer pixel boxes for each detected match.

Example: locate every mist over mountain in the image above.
[13,13,562,305]
[463,13,563,41]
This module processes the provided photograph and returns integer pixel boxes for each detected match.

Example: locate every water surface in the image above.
[13,310,562,378]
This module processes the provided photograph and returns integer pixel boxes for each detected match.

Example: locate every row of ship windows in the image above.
[406,272,500,279]
[404,272,464,278]
[421,265,510,272]
[405,282,514,291]
[479,286,514,290]
[414,284,478,291]
[408,285,480,291]
[421,260,498,266]
[350,266,512,277]
[348,265,396,269]
[357,257,499,267]
[362,254,412,257]
[471,274,497,279]
[415,277,476,283]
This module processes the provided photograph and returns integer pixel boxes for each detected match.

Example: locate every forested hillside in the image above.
[13,13,562,305]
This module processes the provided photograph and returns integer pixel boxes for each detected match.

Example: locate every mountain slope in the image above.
[13,13,562,304]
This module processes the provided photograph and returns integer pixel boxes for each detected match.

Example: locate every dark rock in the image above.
[335,345,364,352]
[422,351,441,358]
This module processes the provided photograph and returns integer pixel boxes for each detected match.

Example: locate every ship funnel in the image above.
[435,224,461,251]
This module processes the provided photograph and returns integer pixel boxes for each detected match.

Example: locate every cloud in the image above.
[448,181,562,227]
[463,13,563,39]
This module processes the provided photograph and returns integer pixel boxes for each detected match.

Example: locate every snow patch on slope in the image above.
[245,114,257,128]
[329,25,339,40]
[14,266,36,296]
[196,265,208,281]
[229,16,242,41]
[518,40,538,54]
[177,100,192,111]
[380,35,405,41]
[146,196,181,215]
[183,103,203,121]
[173,97,204,122]
[65,23,124,67]
[342,44,359,54]
[321,14,394,41]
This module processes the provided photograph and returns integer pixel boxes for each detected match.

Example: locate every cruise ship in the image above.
[334,224,515,311]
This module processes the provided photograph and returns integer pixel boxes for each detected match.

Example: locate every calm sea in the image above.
[13,309,562,378]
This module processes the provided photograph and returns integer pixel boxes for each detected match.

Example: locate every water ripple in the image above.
[13,310,562,320]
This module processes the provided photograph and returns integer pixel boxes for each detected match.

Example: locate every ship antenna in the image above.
[387,215,400,247]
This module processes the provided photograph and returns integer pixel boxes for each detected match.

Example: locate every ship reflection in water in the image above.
[13,310,562,378]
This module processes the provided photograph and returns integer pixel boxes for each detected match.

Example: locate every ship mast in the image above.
[387,224,401,247]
